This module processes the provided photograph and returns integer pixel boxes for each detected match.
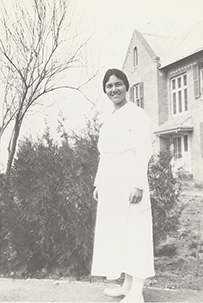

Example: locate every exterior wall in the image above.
[123,30,203,182]
[160,137,170,150]
[157,69,169,152]
[123,31,160,153]
[162,53,203,181]
[157,69,169,125]
[189,54,203,182]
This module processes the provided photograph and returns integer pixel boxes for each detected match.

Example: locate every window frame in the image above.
[173,136,182,159]
[131,82,144,108]
[171,73,188,116]
[133,47,138,68]
[173,135,189,160]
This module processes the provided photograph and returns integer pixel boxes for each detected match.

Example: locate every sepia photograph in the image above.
[0,0,203,301]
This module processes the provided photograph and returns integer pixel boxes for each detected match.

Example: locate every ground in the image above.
[1,278,203,302]
[149,188,203,292]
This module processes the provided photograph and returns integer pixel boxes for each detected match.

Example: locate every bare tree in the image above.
[0,0,97,178]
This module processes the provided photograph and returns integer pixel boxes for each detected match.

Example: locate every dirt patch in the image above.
[149,193,203,291]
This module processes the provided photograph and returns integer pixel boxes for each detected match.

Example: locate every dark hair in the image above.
[102,68,129,93]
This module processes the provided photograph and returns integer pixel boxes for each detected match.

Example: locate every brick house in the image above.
[123,21,203,183]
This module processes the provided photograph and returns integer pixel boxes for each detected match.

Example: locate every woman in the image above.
[91,69,155,302]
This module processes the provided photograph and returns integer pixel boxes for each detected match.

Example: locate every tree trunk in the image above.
[6,120,21,179]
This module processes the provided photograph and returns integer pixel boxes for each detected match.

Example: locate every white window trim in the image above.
[133,47,138,68]
[132,82,144,108]
[171,73,188,116]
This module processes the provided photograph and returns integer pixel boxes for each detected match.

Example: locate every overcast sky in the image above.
[69,0,203,114]
[77,0,203,67]
[58,0,203,127]
[1,0,203,169]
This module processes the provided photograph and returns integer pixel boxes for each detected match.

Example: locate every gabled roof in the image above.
[160,21,203,67]
[142,33,175,60]
[127,20,203,68]
[155,116,193,137]
[123,30,159,68]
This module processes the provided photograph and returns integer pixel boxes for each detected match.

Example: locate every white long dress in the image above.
[91,102,155,280]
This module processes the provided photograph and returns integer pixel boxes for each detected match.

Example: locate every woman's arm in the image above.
[129,108,152,192]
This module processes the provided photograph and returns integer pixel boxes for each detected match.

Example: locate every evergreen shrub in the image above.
[0,123,183,276]
[0,122,99,277]
[148,149,182,253]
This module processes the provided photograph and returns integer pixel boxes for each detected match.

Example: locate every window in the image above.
[130,82,144,108]
[173,137,182,159]
[173,135,189,159]
[133,47,138,67]
[171,73,188,115]
[184,89,188,111]
[172,92,176,114]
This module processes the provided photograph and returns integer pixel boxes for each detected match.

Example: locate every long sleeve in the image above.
[128,107,152,190]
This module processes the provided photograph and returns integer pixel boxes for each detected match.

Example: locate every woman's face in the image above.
[105,75,127,106]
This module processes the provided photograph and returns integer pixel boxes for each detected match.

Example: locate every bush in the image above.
[0,174,14,272]
[0,122,99,277]
[148,149,182,252]
[0,123,182,277]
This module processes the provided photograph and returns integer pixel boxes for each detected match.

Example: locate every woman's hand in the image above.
[93,186,99,201]
[129,187,143,204]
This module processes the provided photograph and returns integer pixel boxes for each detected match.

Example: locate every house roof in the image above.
[122,30,159,68]
[161,21,203,67]
[138,20,203,68]
[155,115,193,137]
[142,33,175,60]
